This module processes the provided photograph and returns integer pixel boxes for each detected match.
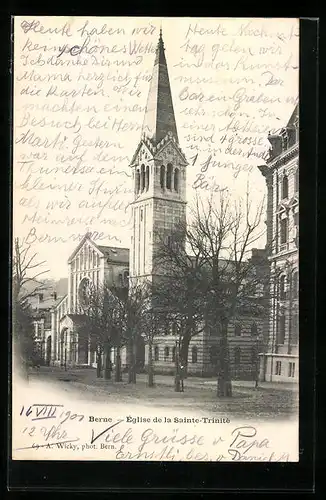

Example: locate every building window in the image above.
[172,346,176,363]
[275,361,282,375]
[160,165,165,190]
[280,218,288,245]
[251,323,258,336]
[279,275,286,300]
[234,347,241,367]
[191,346,198,363]
[166,163,172,190]
[118,273,123,287]
[288,362,295,377]
[234,324,242,337]
[172,322,177,335]
[164,347,170,361]
[135,169,140,193]
[278,313,286,344]
[141,164,145,192]
[174,168,179,192]
[154,346,159,361]
[140,209,143,222]
[145,165,150,191]
[282,175,289,199]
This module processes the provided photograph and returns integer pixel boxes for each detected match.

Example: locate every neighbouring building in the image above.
[28,290,58,366]
[38,30,269,380]
[258,105,299,383]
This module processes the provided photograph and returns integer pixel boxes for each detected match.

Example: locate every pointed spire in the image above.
[141,28,178,145]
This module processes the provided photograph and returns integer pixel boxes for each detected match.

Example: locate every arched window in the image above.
[80,251,84,269]
[164,346,170,361]
[135,169,140,193]
[160,165,165,190]
[174,168,179,192]
[278,312,286,344]
[145,165,149,191]
[118,273,123,287]
[279,275,286,300]
[251,323,258,337]
[235,324,242,337]
[191,346,198,363]
[84,247,88,268]
[292,271,298,299]
[172,347,176,362]
[141,164,145,192]
[282,175,289,199]
[234,347,241,366]
[166,164,172,190]
[154,346,159,361]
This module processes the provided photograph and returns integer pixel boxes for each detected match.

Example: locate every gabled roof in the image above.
[97,246,129,265]
[66,314,88,326]
[67,233,129,265]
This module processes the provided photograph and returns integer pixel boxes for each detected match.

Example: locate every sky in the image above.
[13,17,299,279]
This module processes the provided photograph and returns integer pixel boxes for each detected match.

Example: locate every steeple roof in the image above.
[141,29,179,145]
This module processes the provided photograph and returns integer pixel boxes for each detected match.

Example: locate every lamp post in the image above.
[254,332,262,389]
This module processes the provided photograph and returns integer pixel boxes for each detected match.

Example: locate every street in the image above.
[27,366,298,421]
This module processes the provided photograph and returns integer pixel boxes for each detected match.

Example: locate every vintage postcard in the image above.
[12,16,299,462]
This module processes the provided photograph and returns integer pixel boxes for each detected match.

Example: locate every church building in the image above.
[45,30,268,380]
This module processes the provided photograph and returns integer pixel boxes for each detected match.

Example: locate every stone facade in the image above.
[258,105,299,383]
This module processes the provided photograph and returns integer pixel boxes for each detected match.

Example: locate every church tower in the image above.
[129,29,188,282]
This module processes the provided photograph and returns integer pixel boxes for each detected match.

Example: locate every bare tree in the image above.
[154,190,267,397]
[13,238,50,303]
[152,223,209,392]
[12,238,50,377]
[84,282,122,380]
[122,279,150,384]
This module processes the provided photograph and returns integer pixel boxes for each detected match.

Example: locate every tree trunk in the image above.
[147,339,154,387]
[96,349,102,378]
[174,351,181,392]
[127,338,136,384]
[104,343,111,380]
[217,322,232,397]
[115,346,122,382]
[180,333,191,375]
